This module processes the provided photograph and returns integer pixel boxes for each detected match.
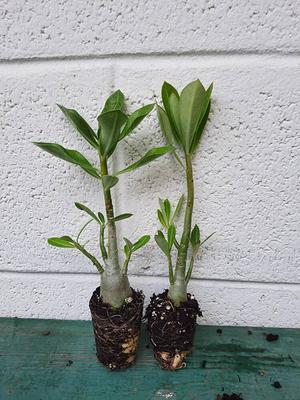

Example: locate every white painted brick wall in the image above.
[1,1,299,327]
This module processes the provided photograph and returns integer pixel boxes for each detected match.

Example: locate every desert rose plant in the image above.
[34,90,171,370]
[146,79,214,369]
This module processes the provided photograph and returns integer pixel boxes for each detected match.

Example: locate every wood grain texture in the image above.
[0,318,299,400]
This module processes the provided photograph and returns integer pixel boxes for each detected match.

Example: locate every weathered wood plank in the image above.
[0,318,299,400]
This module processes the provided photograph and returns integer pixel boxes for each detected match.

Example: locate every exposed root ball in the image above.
[89,287,144,370]
[145,290,201,370]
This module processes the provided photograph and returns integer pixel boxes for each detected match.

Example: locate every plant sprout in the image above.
[34,90,171,308]
[155,80,214,305]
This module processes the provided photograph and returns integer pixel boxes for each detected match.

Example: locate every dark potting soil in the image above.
[89,287,144,370]
[145,290,201,370]
[216,394,243,400]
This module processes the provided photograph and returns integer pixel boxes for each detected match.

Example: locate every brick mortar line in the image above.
[1,270,300,289]
[0,50,299,66]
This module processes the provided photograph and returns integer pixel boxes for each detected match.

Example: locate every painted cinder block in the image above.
[1,1,300,59]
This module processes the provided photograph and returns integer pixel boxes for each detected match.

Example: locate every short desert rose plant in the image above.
[34,90,171,370]
[146,79,214,370]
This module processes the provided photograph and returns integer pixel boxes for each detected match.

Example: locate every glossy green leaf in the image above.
[57,104,98,149]
[119,104,154,140]
[157,209,166,228]
[124,244,131,258]
[102,175,119,191]
[113,213,133,222]
[155,230,169,256]
[156,104,184,167]
[167,225,176,249]
[48,236,76,248]
[97,212,105,225]
[179,80,206,151]
[159,198,165,214]
[189,83,213,153]
[132,235,150,252]
[101,90,125,113]
[172,194,185,222]
[98,110,127,157]
[164,199,171,221]
[190,224,200,247]
[123,237,133,249]
[161,82,181,145]
[33,142,100,178]
[74,202,100,223]
[116,146,172,175]
[156,104,174,146]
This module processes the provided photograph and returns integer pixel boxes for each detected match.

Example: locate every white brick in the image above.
[1,272,299,327]
[1,1,300,60]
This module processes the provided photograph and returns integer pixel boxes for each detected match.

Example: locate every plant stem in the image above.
[99,155,131,307]
[76,219,93,243]
[74,243,104,274]
[167,253,174,285]
[168,153,194,305]
[99,224,108,260]
[185,251,196,283]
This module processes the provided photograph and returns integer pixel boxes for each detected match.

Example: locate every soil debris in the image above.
[216,393,243,400]
[272,381,282,389]
[265,333,279,342]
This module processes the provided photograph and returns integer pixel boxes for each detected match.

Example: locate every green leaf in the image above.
[123,237,133,249]
[57,104,98,149]
[167,225,176,249]
[116,146,172,175]
[98,110,127,157]
[119,104,154,140]
[172,195,184,222]
[132,235,150,252]
[164,199,171,221]
[102,175,119,191]
[48,236,76,248]
[155,230,169,256]
[190,224,200,247]
[156,104,184,167]
[97,212,105,225]
[34,142,100,178]
[190,83,213,153]
[157,209,167,228]
[113,213,133,222]
[124,244,131,258]
[75,202,99,223]
[179,80,207,152]
[101,90,125,113]
[161,82,181,145]
[156,104,174,146]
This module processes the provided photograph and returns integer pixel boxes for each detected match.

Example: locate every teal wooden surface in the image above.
[0,318,299,400]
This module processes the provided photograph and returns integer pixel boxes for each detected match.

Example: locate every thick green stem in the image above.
[99,156,131,307]
[168,153,194,305]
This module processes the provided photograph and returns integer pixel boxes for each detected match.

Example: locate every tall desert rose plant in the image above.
[34,90,171,369]
[146,79,214,369]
